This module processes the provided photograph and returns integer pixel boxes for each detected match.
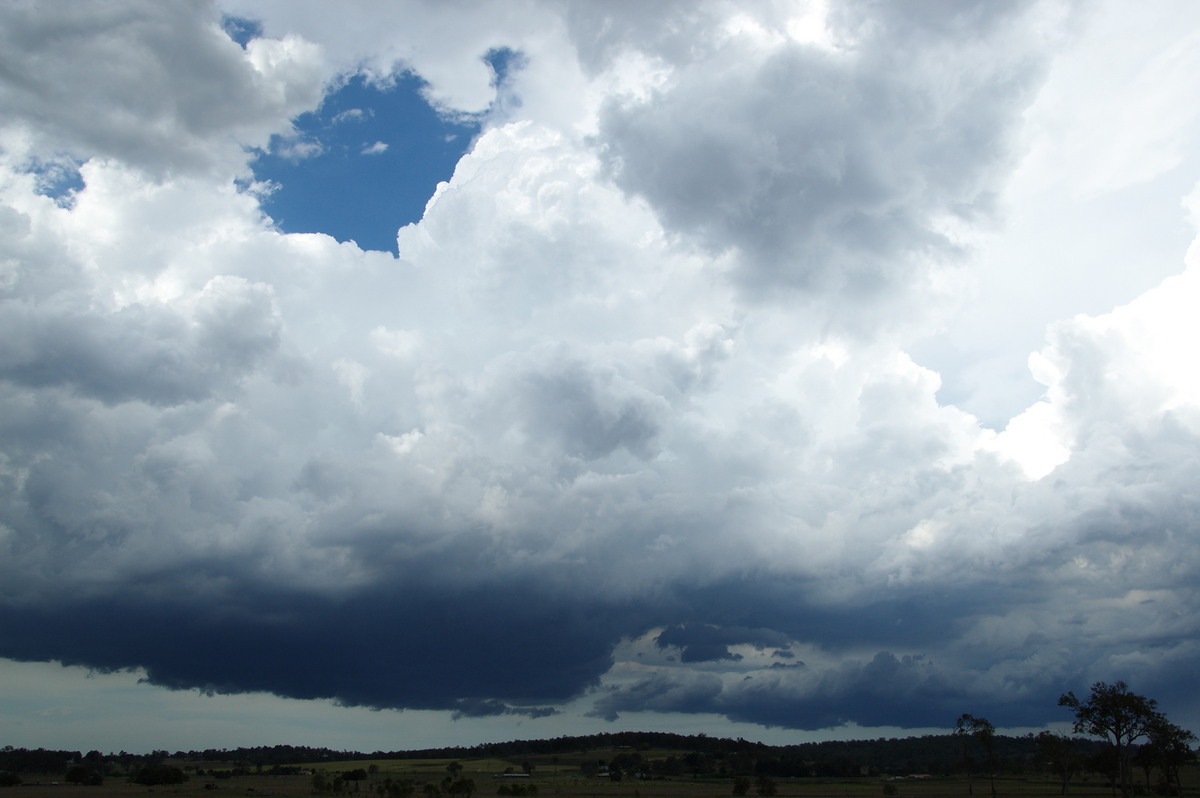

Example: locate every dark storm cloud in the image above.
[653,578,1005,655]
[451,699,557,720]
[0,504,1060,729]
[590,670,725,722]
[656,624,795,663]
[594,647,1084,731]
[593,651,956,730]
[2,468,1199,730]
[0,579,630,711]
[733,652,962,731]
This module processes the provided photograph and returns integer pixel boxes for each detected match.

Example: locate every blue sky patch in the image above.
[24,158,85,209]
[221,15,263,49]
[250,73,481,255]
[484,47,524,87]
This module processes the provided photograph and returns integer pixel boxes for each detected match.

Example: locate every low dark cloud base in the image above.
[0,583,630,713]
[0,569,1148,732]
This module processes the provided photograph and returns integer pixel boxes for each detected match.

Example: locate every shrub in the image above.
[132,763,187,785]
[65,764,103,785]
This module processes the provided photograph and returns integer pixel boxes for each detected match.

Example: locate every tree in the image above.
[1132,742,1156,792]
[1142,716,1197,796]
[955,714,996,797]
[65,763,103,785]
[1035,730,1082,795]
[954,716,976,796]
[1085,747,1120,797]
[383,779,418,798]
[447,777,475,798]
[132,763,186,785]
[1059,681,1160,798]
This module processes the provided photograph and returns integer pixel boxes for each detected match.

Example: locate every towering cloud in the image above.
[1,0,1198,738]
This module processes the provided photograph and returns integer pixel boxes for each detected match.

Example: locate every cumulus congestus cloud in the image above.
[2,0,1200,737]
[597,1,1046,309]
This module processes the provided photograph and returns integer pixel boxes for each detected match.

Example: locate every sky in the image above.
[2,0,1200,755]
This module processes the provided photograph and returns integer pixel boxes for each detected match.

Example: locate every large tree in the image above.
[1142,716,1197,796]
[1058,681,1160,798]
[955,713,996,797]
[1036,730,1082,795]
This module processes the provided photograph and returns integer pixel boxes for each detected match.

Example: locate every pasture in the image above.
[1,752,1194,798]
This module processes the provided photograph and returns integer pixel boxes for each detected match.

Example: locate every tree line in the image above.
[957,681,1196,798]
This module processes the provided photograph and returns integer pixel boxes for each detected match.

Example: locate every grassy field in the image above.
[3,759,1194,798]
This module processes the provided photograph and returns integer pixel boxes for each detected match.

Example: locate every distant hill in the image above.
[1,730,1105,780]
[386,730,1105,778]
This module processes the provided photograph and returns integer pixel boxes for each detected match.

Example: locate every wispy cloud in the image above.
[334,108,370,124]
[273,137,325,160]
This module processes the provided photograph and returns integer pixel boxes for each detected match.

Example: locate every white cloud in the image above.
[983,396,1071,479]
[909,0,1200,427]
[0,2,326,177]
[1016,0,1200,198]
[594,0,1054,336]
[273,137,325,160]
[333,107,370,124]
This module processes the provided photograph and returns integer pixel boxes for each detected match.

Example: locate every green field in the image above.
[3,757,1196,798]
